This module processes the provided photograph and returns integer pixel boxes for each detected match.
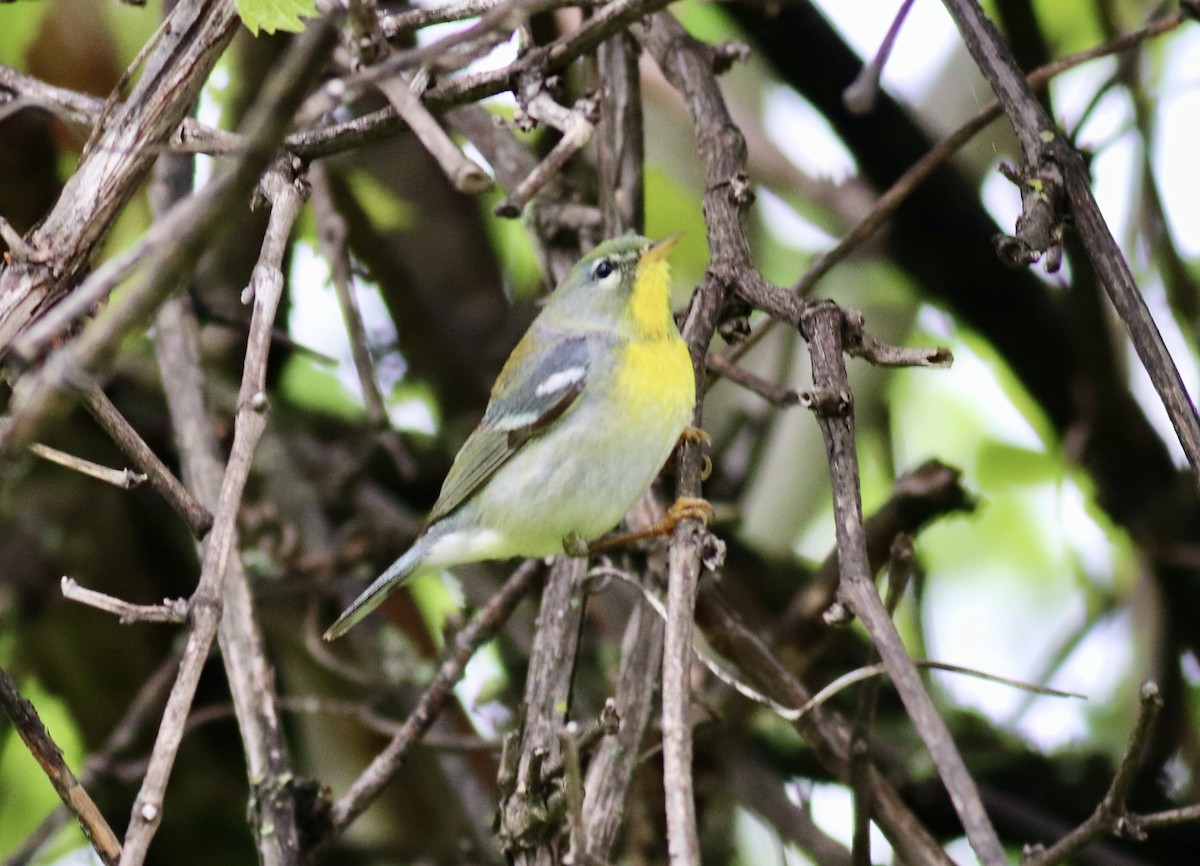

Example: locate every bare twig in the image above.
[800,300,1006,865]
[80,386,213,538]
[5,656,179,866]
[0,22,338,456]
[694,586,957,866]
[581,502,666,858]
[940,0,1200,489]
[149,144,310,866]
[0,664,123,866]
[496,556,588,864]
[705,354,800,407]
[308,163,418,480]
[596,29,644,237]
[324,559,541,841]
[633,13,790,864]
[842,0,916,114]
[1023,682,1163,865]
[374,75,492,194]
[0,0,240,355]
[496,82,598,217]
[60,577,188,624]
[28,442,146,489]
[713,6,1195,365]
[115,25,337,863]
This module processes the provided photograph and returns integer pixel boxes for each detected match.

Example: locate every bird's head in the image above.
[546,233,683,339]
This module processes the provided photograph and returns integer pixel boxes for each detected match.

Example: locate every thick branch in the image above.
[0,0,240,355]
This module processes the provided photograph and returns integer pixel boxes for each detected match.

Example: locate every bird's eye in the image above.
[592,258,615,281]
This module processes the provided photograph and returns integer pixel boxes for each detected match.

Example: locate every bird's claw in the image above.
[665,496,714,528]
[679,427,713,480]
[584,497,715,555]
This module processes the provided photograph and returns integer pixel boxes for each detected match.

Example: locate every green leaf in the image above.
[236,0,316,36]
[279,355,365,422]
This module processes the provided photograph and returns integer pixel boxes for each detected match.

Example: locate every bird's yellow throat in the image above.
[628,257,674,339]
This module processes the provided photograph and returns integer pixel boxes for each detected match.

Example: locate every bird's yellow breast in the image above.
[614,335,695,421]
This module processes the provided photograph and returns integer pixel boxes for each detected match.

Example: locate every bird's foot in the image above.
[679,426,712,448]
[585,497,715,555]
[678,427,713,480]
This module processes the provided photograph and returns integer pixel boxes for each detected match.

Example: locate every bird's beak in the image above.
[641,231,683,264]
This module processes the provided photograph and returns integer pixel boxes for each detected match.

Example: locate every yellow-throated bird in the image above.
[325,233,699,640]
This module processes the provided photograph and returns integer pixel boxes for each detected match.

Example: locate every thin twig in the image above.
[115,24,337,863]
[60,577,188,624]
[80,386,213,538]
[28,442,146,489]
[0,22,338,456]
[324,559,541,841]
[716,6,1194,366]
[0,0,241,355]
[374,75,492,194]
[496,83,599,217]
[0,664,123,866]
[940,0,1200,489]
[5,655,179,866]
[842,0,917,114]
[705,354,800,406]
[1023,682,1163,865]
[693,586,957,866]
[496,556,588,863]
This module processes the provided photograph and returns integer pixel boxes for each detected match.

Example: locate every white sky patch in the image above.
[1058,475,1116,588]
[1051,63,1139,253]
[734,807,817,866]
[807,783,893,862]
[1014,611,1132,751]
[454,639,511,738]
[762,84,857,182]
[1154,25,1200,257]
[194,61,231,189]
[912,310,1048,453]
[417,18,520,76]
[925,541,1086,724]
[979,159,1022,238]
[814,0,959,104]
[756,187,838,252]
[288,243,437,432]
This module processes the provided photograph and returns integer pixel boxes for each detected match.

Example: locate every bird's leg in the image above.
[584,497,715,555]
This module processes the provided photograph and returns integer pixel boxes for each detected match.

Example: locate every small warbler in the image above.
[324,233,698,640]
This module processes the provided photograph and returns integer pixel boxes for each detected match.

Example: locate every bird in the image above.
[324,233,708,640]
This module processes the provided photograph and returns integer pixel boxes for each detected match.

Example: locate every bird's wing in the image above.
[426,332,594,524]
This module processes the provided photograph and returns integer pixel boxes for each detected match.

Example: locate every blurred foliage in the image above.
[235,0,317,36]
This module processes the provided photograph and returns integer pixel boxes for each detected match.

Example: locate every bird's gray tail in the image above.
[323,537,429,640]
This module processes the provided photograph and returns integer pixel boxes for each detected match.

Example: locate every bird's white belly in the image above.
[471,394,691,556]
